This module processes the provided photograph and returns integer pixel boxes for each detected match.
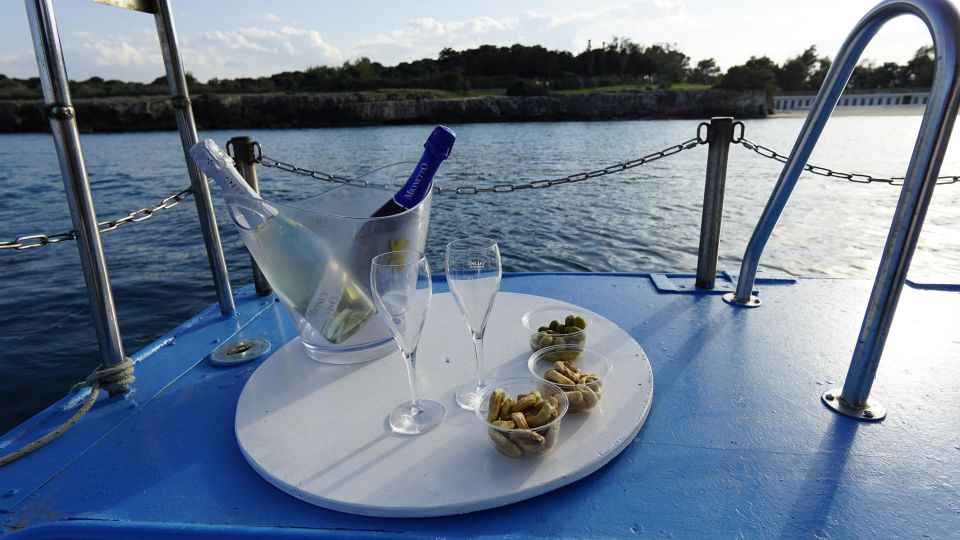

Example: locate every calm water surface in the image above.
[2,116,959,432]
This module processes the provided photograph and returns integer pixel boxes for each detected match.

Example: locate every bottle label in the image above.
[302,263,346,332]
[189,140,260,200]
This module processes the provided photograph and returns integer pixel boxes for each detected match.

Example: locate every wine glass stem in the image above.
[472,332,486,390]
[402,349,422,412]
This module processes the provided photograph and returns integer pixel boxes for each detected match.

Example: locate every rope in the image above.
[0,357,135,468]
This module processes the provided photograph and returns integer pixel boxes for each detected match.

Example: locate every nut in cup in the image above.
[528,345,612,413]
[475,378,569,459]
[521,306,592,362]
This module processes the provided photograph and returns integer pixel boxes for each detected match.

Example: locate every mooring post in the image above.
[695,117,734,289]
[229,136,273,297]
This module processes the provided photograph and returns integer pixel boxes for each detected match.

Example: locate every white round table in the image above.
[236,292,653,517]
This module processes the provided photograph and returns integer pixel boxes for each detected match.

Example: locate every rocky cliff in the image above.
[0,89,767,132]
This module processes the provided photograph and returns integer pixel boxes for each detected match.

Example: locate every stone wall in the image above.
[0,89,767,133]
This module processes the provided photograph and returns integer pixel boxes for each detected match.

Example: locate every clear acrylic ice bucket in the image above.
[223,163,431,364]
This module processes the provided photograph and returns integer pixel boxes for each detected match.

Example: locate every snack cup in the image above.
[521,306,592,362]
[528,345,612,413]
[475,378,569,459]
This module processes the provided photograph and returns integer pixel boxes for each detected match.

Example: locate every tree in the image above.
[777,46,819,91]
[806,57,832,91]
[644,43,689,84]
[718,56,780,96]
[903,45,934,87]
[438,71,470,94]
[850,61,902,89]
[689,59,720,85]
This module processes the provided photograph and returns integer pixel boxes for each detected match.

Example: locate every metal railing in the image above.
[726,0,960,421]
[20,0,241,392]
[24,0,127,388]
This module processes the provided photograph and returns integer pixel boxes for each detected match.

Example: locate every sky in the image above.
[0,0,939,83]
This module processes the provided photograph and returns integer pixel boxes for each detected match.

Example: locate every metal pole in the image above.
[695,117,733,289]
[154,0,235,315]
[229,136,273,296]
[24,0,128,391]
[724,0,960,420]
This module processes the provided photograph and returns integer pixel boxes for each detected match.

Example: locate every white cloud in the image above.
[183,26,344,78]
[64,31,163,79]
[352,15,521,63]
[348,1,691,65]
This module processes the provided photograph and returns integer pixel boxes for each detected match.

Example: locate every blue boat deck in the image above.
[2,272,958,538]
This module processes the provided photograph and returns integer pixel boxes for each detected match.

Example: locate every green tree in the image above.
[777,46,819,91]
[903,45,934,87]
[719,56,780,95]
[689,58,720,84]
[644,43,689,84]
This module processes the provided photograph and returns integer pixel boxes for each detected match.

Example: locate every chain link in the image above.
[1,186,194,251]
[10,121,954,252]
[734,136,959,186]
[257,137,706,195]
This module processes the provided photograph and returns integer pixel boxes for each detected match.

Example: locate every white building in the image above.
[773,91,930,111]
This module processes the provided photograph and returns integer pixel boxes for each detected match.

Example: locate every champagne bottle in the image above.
[370,125,456,217]
[190,140,375,344]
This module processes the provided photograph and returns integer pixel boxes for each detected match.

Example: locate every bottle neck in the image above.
[392,152,443,210]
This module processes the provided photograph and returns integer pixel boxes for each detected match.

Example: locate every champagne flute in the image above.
[370,250,445,434]
[445,237,502,410]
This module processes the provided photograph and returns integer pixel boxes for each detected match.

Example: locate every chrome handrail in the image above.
[21,0,239,393]
[727,0,960,420]
[24,0,128,391]
[154,0,235,315]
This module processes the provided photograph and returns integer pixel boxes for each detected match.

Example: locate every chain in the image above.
[12,121,951,252]
[1,186,194,251]
[256,127,709,195]
[732,124,959,186]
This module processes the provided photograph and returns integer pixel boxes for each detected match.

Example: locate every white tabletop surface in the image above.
[235,292,653,517]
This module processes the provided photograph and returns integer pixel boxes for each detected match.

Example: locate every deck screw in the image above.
[228,341,253,356]
[825,393,835,401]
[862,410,874,418]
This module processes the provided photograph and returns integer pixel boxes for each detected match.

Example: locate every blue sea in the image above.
[2,116,960,432]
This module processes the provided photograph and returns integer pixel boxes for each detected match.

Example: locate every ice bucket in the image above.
[223,163,431,364]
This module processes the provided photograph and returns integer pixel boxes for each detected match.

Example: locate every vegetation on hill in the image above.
[0,41,936,100]
[718,45,935,94]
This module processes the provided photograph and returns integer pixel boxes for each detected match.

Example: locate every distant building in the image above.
[772,91,930,111]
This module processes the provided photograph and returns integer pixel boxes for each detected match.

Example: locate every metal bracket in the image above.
[91,0,158,14]
[650,271,764,295]
[47,105,74,120]
[821,388,886,421]
[723,292,762,307]
[171,96,192,110]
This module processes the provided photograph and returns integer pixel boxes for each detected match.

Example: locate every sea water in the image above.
[2,116,959,432]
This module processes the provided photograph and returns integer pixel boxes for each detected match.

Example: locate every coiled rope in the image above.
[0,358,135,468]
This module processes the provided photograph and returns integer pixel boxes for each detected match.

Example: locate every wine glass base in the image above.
[455,382,488,410]
[389,400,445,435]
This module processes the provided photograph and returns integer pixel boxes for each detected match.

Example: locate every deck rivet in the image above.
[825,393,835,401]
[2,489,18,498]
[228,342,253,355]
[862,410,874,418]
[209,338,271,367]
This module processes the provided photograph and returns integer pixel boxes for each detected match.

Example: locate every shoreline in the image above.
[0,89,767,133]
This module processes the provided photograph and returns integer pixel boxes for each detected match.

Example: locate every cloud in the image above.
[71,31,163,68]
[352,15,521,63]
[36,23,345,82]
[183,26,344,78]
[256,12,281,23]
[348,0,690,65]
